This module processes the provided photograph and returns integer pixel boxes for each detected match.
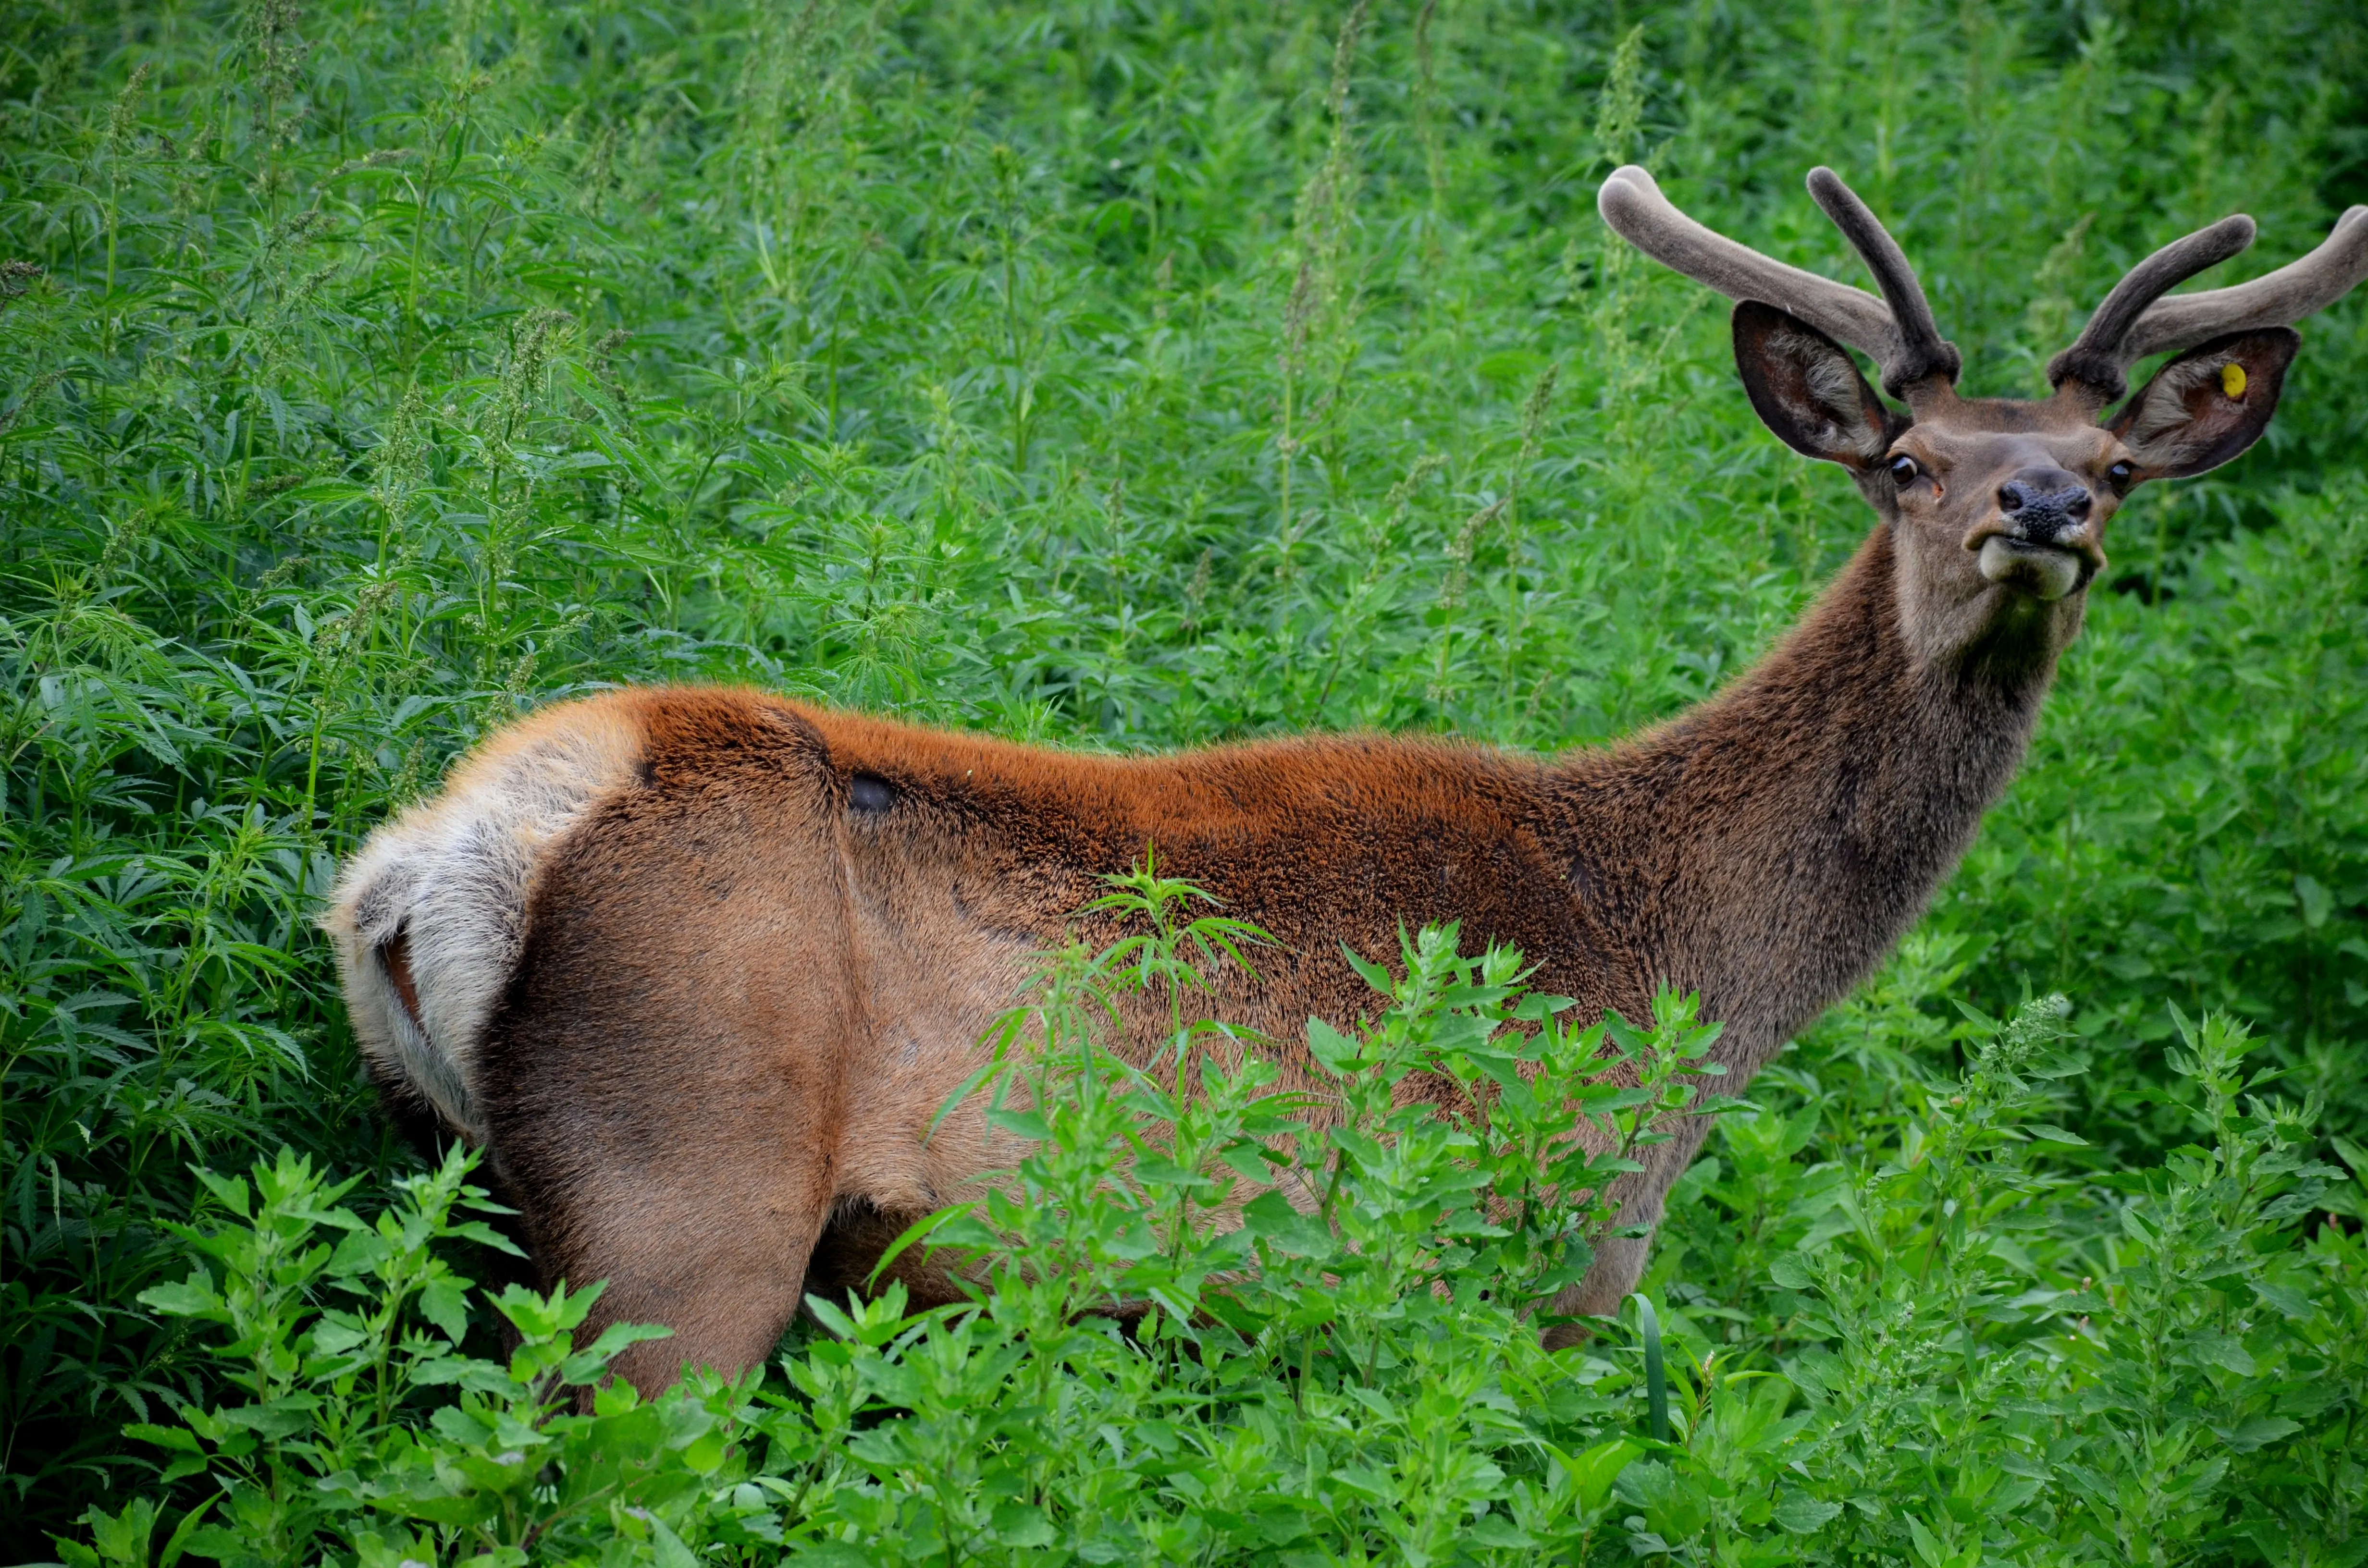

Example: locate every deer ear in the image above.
[2107,328,2299,482]
[1731,300,1896,468]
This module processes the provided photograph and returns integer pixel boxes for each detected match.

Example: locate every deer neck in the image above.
[1560,524,2067,1071]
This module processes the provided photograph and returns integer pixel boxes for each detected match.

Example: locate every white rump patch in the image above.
[323,698,646,1140]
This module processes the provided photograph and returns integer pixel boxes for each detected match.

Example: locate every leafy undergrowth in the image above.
[59,915,2368,1566]
[7,0,2368,1551]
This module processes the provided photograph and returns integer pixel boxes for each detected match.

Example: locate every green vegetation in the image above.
[4,0,2365,1560]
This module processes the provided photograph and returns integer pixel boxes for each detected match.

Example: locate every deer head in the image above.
[1599,166,2368,670]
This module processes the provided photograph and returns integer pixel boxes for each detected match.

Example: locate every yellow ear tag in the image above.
[2220,362,2247,398]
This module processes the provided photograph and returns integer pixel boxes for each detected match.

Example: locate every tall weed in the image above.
[4,0,2366,1541]
[56,925,2366,1565]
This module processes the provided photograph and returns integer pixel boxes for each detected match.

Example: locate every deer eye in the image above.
[2106,460,2135,492]
[1887,454,1921,485]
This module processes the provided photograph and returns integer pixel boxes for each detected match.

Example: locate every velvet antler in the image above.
[2050,206,2368,404]
[1598,165,1958,403]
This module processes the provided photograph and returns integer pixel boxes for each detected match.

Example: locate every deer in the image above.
[327,165,2368,1392]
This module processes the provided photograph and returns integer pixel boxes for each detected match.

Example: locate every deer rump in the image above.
[325,685,1645,1384]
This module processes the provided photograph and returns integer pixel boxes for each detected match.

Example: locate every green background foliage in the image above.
[2,0,2365,1557]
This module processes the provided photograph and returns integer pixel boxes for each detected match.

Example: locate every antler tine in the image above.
[2047,215,2257,403]
[2120,205,2368,362]
[1805,167,1961,399]
[1598,165,1899,366]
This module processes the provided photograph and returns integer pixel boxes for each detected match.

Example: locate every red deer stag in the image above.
[329,166,2368,1390]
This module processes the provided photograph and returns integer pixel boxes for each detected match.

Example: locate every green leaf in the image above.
[794,1548,877,1568]
[1218,1140,1282,1185]
[2183,1332,2257,1376]
[2295,873,2332,928]
[1306,1017,1361,1074]
[2025,1123,2089,1145]
[2216,1415,2301,1452]
[560,1320,673,1384]
[992,1502,1057,1547]
[80,1497,157,1568]
[190,1170,251,1220]
[157,1498,218,1568]
[123,1422,203,1454]
[1615,1458,1709,1540]
[1559,1438,1640,1510]
[136,1276,222,1318]
[987,1106,1051,1141]
[1771,1493,1843,1534]
[1632,1294,1669,1444]
[650,1515,700,1568]
[1340,943,1394,995]
[311,1314,369,1356]
[1466,1512,1533,1548]
[681,1430,728,1474]
[180,1526,255,1559]
[222,1396,316,1440]
[326,1227,395,1278]
[419,1274,470,1342]
[443,1221,527,1256]
[1531,1237,1597,1292]
[865,1202,977,1289]
[1907,1515,1957,1568]
[1241,1189,1332,1257]
[380,1490,501,1531]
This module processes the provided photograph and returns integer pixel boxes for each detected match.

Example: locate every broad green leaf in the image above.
[1241,1189,1333,1257]
[1771,1493,1844,1534]
[1306,1017,1361,1074]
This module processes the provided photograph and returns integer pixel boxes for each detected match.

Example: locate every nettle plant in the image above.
[70,897,1727,1567]
[64,888,2368,1566]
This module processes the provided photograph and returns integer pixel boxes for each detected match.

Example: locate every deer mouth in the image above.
[1974,535,2094,601]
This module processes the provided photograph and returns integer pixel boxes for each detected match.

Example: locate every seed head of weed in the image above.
[495,308,575,442]
[369,387,432,523]
[0,259,43,307]
[1592,25,1647,173]
[102,62,156,163]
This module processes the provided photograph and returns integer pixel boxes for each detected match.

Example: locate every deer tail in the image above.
[322,696,648,1143]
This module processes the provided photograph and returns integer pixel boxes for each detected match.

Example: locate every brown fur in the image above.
[331,171,2357,1391]
[383,515,2070,1388]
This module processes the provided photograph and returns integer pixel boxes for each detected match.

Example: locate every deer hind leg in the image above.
[471,696,859,1391]
[506,1126,837,1391]
[1540,1114,1716,1348]
[1543,1231,1656,1348]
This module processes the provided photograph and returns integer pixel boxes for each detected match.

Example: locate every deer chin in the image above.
[1976,536,2089,601]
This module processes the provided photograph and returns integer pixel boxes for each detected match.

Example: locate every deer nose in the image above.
[1996,471,2093,539]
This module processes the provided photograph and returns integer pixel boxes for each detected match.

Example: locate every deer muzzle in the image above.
[1966,469,2104,600]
